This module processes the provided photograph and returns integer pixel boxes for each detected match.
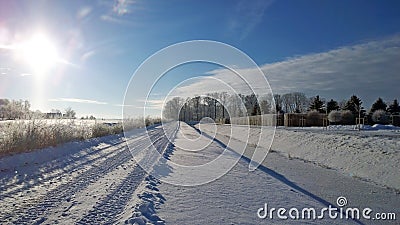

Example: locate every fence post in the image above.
[323,117,329,130]
[299,117,306,128]
[355,117,364,131]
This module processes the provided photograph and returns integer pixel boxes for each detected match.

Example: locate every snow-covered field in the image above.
[0,119,122,126]
[197,124,400,191]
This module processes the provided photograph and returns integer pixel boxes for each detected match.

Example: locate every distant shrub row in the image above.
[327,109,394,125]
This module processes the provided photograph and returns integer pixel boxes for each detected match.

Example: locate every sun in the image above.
[19,33,59,74]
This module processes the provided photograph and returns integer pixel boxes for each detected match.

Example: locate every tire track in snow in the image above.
[76,125,176,224]
[5,147,132,224]
[0,132,146,197]
[1,128,166,224]
[76,164,146,224]
[0,141,125,201]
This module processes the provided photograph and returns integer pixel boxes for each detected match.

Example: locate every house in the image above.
[46,112,62,119]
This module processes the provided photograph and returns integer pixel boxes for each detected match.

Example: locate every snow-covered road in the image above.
[157,123,354,224]
[157,123,398,224]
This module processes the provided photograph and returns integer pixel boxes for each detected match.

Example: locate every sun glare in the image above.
[19,33,58,75]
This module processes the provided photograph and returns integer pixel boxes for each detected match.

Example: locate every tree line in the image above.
[0,99,77,120]
[162,92,275,122]
[309,95,400,124]
[162,92,400,124]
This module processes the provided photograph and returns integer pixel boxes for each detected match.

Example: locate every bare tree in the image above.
[274,94,283,113]
[64,107,76,119]
[218,92,229,119]
[163,97,184,120]
[227,94,245,117]
[281,92,308,113]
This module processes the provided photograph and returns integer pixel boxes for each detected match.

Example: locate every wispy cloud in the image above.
[113,104,135,107]
[100,15,131,25]
[174,35,400,105]
[137,99,165,110]
[99,0,137,25]
[48,98,108,105]
[0,67,10,75]
[80,50,96,63]
[77,6,92,19]
[228,0,274,40]
[113,0,134,15]
[0,67,33,77]
[20,73,32,76]
[262,35,400,96]
[0,44,16,50]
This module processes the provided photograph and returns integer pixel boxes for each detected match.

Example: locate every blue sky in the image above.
[1,0,400,118]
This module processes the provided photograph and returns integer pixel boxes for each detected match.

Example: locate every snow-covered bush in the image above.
[306,110,322,126]
[372,110,390,124]
[341,110,354,125]
[0,117,154,156]
[328,110,342,124]
[145,116,162,127]
[111,123,124,134]
[92,123,125,138]
[0,120,90,156]
[92,123,112,138]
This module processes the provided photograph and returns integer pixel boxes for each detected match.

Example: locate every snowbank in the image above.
[197,124,400,191]
[367,124,400,130]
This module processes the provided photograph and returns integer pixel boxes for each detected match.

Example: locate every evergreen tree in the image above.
[309,95,324,113]
[370,97,387,113]
[326,99,339,113]
[343,95,365,117]
[387,99,400,115]
[251,100,261,116]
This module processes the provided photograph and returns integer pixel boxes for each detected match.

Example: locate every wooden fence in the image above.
[230,114,284,126]
[284,113,327,127]
[226,114,400,127]
[392,115,400,126]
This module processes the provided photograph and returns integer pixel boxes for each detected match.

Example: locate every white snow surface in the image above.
[0,124,176,224]
[197,124,400,191]
[156,123,364,224]
[1,122,398,224]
